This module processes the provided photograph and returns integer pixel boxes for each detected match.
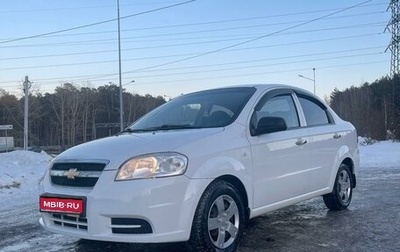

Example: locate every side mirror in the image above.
[254,116,287,135]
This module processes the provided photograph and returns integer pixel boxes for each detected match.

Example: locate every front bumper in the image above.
[39,170,211,243]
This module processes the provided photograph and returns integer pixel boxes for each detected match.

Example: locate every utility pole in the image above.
[117,0,124,131]
[385,0,399,134]
[23,76,31,150]
[386,0,400,77]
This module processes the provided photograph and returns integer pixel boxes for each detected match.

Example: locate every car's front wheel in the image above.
[188,180,245,252]
[323,163,354,210]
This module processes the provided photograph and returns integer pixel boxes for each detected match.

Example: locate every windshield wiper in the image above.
[118,124,195,134]
[116,128,137,135]
[143,124,195,131]
[158,124,193,130]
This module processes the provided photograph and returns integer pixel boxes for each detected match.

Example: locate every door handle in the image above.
[333,133,342,139]
[295,138,307,146]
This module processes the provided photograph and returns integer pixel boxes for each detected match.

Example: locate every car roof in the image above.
[206,84,313,94]
[179,84,317,101]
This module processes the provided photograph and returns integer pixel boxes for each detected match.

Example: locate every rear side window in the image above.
[253,94,300,129]
[298,96,332,126]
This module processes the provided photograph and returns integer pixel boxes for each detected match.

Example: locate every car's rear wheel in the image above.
[323,164,353,210]
[188,180,245,252]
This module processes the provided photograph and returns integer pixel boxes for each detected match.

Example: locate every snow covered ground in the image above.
[0,140,399,211]
[359,140,400,168]
[0,150,52,211]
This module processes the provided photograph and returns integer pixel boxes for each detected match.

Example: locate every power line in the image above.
[30,59,385,94]
[117,0,375,76]
[108,52,386,79]
[0,45,384,72]
[0,58,388,94]
[0,21,386,50]
[107,60,390,86]
[0,32,384,62]
[0,1,182,14]
[1,9,386,41]
[109,7,387,31]
[0,48,387,87]
[126,46,387,73]
[110,11,387,40]
[0,4,114,14]
[0,0,196,44]
[0,49,116,61]
[0,5,388,44]
[1,3,386,40]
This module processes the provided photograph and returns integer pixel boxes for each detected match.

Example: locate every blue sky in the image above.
[0,0,391,99]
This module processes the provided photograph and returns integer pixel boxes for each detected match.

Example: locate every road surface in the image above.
[1,166,399,252]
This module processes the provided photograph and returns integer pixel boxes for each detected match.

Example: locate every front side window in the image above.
[298,96,331,126]
[127,87,256,132]
[251,94,300,132]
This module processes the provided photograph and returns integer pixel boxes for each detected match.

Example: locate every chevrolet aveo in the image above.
[39,84,358,252]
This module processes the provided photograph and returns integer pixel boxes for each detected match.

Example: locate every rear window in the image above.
[298,96,332,126]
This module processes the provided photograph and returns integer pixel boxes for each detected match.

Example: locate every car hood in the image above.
[54,128,224,170]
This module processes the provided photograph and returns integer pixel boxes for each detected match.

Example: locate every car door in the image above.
[248,89,314,209]
[296,93,345,191]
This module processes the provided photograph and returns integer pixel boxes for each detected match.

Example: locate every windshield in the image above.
[127,87,256,132]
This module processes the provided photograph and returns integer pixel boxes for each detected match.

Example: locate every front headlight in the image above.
[115,152,188,180]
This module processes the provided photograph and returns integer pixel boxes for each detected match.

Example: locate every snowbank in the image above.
[0,150,52,210]
[359,140,400,168]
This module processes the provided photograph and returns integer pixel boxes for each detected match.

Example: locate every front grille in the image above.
[111,218,153,234]
[51,176,99,187]
[50,162,107,188]
[51,213,88,231]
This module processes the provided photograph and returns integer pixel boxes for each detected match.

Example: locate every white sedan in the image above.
[39,84,358,252]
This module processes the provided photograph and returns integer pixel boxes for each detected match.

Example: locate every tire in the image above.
[187,180,245,252]
[323,164,354,210]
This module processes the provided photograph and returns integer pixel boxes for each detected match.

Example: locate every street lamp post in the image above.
[298,68,316,94]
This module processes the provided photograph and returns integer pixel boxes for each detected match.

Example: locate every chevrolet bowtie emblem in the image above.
[64,168,80,180]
